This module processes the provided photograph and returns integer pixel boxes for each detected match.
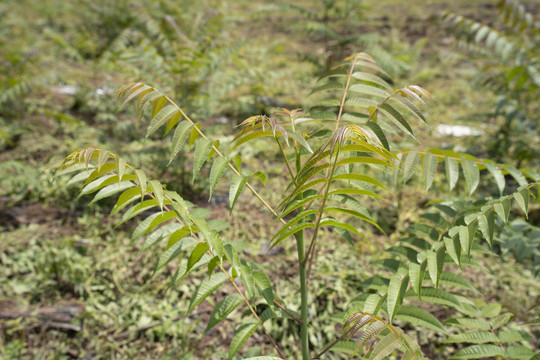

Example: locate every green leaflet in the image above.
[169,121,194,163]
[239,263,256,299]
[137,90,162,123]
[331,173,388,191]
[505,165,528,186]
[142,223,183,250]
[451,344,506,359]
[365,121,390,151]
[440,271,476,292]
[119,84,152,110]
[146,105,179,138]
[345,96,378,108]
[323,207,384,233]
[120,199,160,224]
[393,92,427,123]
[396,306,446,332]
[387,273,409,322]
[387,245,418,263]
[444,331,499,344]
[66,169,95,187]
[130,210,176,242]
[79,174,136,197]
[151,96,167,118]
[209,231,225,260]
[166,228,196,250]
[427,247,445,290]
[111,187,142,215]
[340,140,395,160]
[422,151,438,191]
[402,349,422,360]
[207,256,220,276]
[166,112,182,134]
[477,211,495,248]
[135,169,147,196]
[228,322,260,360]
[327,341,356,355]
[355,321,386,351]
[116,157,126,180]
[445,317,491,330]
[296,163,331,188]
[402,151,420,183]
[514,187,530,217]
[58,162,93,177]
[364,294,385,315]
[229,174,247,214]
[174,254,212,284]
[368,330,402,360]
[186,242,209,273]
[444,235,462,267]
[280,178,327,207]
[494,196,511,224]
[78,174,113,195]
[338,156,393,168]
[97,150,111,170]
[344,313,374,338]
[497,329,526,343]
[287,130,313,153]
[491,312,513,330]
[205,294,243,332]
[230,129,272,151]
[188,124,201,149]
[209,156,229,199]
[192,138,213,183]
[149,180,164,210]
[319,218,366,240]
[409,260,427,299]
[271,223,315,249]
[91,181,134,204]
[379,102,415,137]
[253,271,275,311]
[445,156,459,191]
[484,161,505,194]
[155,236,197,273]
[249,170,266,186]
[188,272,229,313]
[348,83,389,98]
[84,162,116,185]
[352,71,394,91]
[406,287,465,311]
[456,223,476,257]
[461,158,479,196]
[277,194,323,221]
[482,303,502,318]
[310,81,344,94]
[506,345,534,359]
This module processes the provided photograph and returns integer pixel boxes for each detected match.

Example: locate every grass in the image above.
[1,0,539,358]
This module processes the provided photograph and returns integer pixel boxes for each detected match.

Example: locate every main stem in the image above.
[296,230,309,360]
[295,151,310,360]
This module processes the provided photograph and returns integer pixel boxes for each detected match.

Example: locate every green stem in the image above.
[295,150,310,360]
[296,230,310,360]
[276,136,296,184]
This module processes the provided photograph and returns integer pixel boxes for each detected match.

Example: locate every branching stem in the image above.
[98,153,287,359]
[164,95,286,224]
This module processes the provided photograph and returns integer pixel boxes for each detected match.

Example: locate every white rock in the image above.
[436,124,483,137]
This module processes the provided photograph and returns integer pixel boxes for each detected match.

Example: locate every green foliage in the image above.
[439,1,540,166]
[54,49,540,360]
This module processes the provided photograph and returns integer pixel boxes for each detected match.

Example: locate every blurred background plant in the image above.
[439,0,540,167]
